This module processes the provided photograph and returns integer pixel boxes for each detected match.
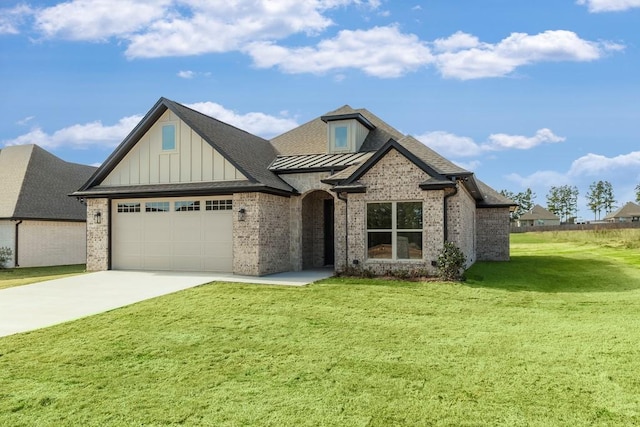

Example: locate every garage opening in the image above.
[111,197,233,272]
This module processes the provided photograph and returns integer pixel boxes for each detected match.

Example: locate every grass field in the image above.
[0,265,86,290]
[1,230,639,426]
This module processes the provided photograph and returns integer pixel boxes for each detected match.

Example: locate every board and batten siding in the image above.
[102,110,246,186]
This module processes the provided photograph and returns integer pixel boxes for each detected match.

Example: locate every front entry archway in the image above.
[301,190,335,269]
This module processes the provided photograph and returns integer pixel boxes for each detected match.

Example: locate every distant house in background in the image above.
[604,201,640,223]
[517,204,561,227]
[0,144,97,268]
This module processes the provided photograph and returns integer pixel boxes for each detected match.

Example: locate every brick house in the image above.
[74,98,515,276]
[0,144,96,268]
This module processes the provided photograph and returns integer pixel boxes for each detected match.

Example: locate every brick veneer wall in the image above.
[233,192,290,275]
[348,148,446,275]
[476,207,511,261]
[446,185,477,267]
[86,198,109,271]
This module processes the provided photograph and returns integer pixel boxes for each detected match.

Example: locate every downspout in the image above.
[107,198,112,270]
[443,179,458,243]
[336,191,348,269]
[14,220,23,267]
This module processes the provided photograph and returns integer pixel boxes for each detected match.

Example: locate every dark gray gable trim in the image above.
[79,97,262,191]
[340,138,452,187]
[331,183,367,193]
[320,113,375,130]
[419,180,456,190]
[75,184,294,199]
[477,203,517,209]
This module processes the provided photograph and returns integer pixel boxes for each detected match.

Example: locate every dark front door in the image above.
[323,199,335,266]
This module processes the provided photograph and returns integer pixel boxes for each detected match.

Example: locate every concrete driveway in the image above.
[0,269,333,338]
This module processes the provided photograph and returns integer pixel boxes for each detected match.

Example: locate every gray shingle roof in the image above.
[0,144,96,221]
[76,99,512,208]
[271,104,511,207]
[270,105,470,176]
[475,179,517,208]
[519,204,559,220]
[271,105,405,156]
[604,201,640,219]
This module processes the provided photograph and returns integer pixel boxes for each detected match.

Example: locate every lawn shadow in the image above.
[465,255,640,293]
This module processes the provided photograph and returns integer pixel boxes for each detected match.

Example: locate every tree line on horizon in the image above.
[500,181,640,223]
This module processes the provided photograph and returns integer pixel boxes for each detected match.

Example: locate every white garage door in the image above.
[112,197,233,272]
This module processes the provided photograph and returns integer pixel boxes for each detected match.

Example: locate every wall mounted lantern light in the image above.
[238,208,246,222]
[94,211,102,224]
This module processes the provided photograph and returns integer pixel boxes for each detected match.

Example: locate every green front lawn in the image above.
[1,232,639,426]
[0,265,86,290]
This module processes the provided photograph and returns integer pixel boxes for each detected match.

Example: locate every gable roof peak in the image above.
[325,104,355,115]
[78,97,294,195]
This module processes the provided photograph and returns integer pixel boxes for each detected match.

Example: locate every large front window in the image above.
[367,202,423,260]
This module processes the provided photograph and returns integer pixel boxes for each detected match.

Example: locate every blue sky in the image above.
[1,0,639,218]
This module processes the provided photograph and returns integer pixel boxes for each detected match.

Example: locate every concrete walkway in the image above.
[0,269,333,338]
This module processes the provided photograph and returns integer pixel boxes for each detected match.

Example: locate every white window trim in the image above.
[366,201,423,261]
[328,121,353,153]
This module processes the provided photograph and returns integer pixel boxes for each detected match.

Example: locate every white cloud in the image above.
[177,70,195,79]
[185,102,298,138]
[433,31,480,52]
[568,151,640,176]
[35,0,171,41]
[177,70,211,79]
[12,2,625,80]
[416,129,565,158]
[486,128,565,151]
[2,115,143,149]
[0,5,33,34]
[577,0,640,12]
[505,170,571,188]
[27,0,377,57]
[1,101,298,150]
[247,28,621,79]
[247,26,433,78]
[416,131,483,157]
[433,30,623,80]
[16,116,35,126]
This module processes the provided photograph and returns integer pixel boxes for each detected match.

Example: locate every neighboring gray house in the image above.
[604,201,640,223]
[0,144,96,268]
[74,98,515,276]
[517,204,561,227]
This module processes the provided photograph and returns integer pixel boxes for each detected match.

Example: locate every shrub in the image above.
[437,242,466,281]
[0,247,13,269]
